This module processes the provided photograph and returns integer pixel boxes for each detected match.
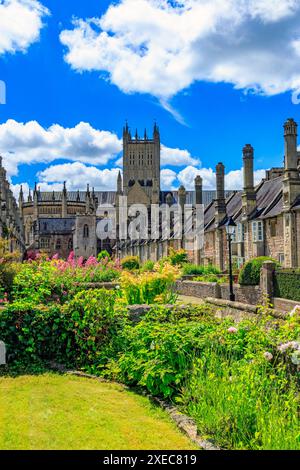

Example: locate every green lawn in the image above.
[0,373,196,450]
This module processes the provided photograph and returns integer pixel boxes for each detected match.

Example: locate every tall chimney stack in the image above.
[195,175,203,205]
[242,144,256,219]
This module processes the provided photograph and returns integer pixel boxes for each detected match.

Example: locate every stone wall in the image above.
[175,280,262,306]
[273,297,300,313]
[176,280,221,299]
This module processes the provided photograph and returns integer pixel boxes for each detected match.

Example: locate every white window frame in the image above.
[236,223,245,243]
[252,221,264,242]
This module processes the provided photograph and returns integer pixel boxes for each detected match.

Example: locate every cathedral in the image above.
[19,123,225,260]
[14,118,300,269]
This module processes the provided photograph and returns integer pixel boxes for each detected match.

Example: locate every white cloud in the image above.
[0,120,122,177]
[161,168,177,189]
[37,162,121,191]
[0,0,49,55]
[161,145,199,166]
[165,165,267,190]
[60,0,300,105]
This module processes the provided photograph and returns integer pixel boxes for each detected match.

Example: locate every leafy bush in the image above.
[238,257,277,286]
[274,269,300,302]
[169,248,188,266]
[120,263,180,305]
[121,256,140,271]
[61,289,128,371]
[140,260,155,273]
[182,264,221,276]
[194,274,228,284]
[97,250,111,262]
[0,300,66,366]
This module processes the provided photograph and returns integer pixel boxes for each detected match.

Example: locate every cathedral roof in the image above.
[38,218,75,234]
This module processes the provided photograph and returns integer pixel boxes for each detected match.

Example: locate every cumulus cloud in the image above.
[0,120,122,177]
[164,165,267,190]
[37,162,121,191]
[0,0,49,55]
[60,0,300,106]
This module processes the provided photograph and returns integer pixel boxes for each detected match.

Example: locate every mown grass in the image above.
[0,374,197,450]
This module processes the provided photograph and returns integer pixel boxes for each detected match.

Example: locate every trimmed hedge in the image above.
[274,270,300,302]
[239,257,277,286]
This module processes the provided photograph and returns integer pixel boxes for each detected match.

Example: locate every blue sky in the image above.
[1,0,300,198]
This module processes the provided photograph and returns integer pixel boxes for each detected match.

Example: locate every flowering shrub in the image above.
[120,262,180,305]
[11,252,120,304]
[121,256,140,271]
[168,248,189,266]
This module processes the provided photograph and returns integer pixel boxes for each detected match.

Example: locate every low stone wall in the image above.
[273,297,299,313]
[175,280,221,299]
[74,282,118,290]
[220,283,262,305]
[176,280,262,306]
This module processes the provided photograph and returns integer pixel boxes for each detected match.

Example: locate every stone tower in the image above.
[123,122,160,205]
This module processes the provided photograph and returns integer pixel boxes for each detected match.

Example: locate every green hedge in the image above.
[238,257,277,286]
[274,270,300,302]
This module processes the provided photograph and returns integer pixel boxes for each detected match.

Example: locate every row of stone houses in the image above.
[200,118,300,270]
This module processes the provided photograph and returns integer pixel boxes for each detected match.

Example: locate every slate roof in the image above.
[33,189,234,208]
[204,176,285,231]
[38,218,75,235]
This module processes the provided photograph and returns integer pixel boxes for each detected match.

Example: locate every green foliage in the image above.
[238,257,277,286]
[194,274,228,284]
[274,269,300,302]
[140,260,155,273]
[121,256,140,271]
[182,264,221,276]
[0,300,66,366]
[61,289,128,371]
[97,250,111,262]
[169,248,189,266]
[120,264,180,305]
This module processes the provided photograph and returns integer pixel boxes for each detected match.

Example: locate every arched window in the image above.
[83,224,89,238]
[68,238,73,250]
[146,180,153,187]
[128,179,135,187]
[56,239,61,250]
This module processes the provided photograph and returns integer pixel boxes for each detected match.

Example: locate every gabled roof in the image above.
[204,175,285,231]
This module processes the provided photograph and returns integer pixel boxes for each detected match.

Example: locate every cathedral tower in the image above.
[123,122,161,205]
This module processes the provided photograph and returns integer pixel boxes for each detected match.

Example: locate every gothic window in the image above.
[56,239,61,250]
[129,179,135,187]
[138,180,145,186]
[68,238,73,250]
[146,180,153,187]
[83,224,89,238]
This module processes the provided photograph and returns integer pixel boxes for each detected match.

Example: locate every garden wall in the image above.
[175,281,262,306]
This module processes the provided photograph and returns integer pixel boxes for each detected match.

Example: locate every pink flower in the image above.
[264,352,273,361]
[52,253,59,260]
[227,327,238,334]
